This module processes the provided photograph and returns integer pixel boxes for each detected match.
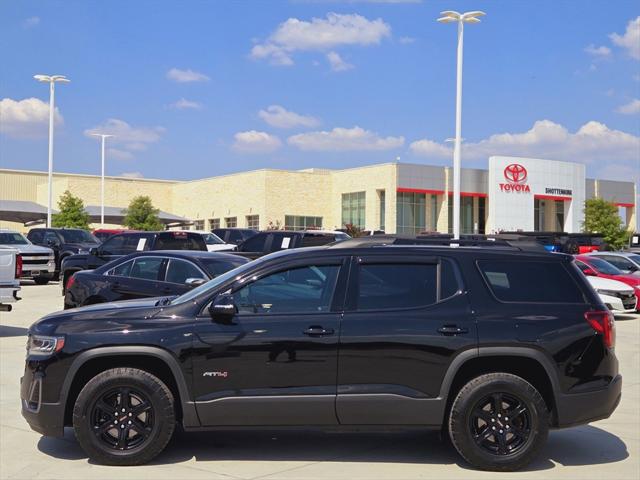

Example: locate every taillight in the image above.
[585,310,615,349]
[66,273,76,290]
[15,254,22,278]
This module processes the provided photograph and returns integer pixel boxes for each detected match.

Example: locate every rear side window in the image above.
[478,260,584,303]
[301,234,334,248]
[240,233,269,252]
[357,260,460,310]
[28,230,44,243]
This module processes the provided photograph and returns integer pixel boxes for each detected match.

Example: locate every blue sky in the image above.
[1,0,638,183]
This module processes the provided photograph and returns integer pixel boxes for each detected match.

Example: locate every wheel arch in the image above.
[61,346,198,428]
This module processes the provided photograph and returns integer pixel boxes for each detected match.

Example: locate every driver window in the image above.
[235,265,340,314]
[100,235,127,255]
[165,259,205,284]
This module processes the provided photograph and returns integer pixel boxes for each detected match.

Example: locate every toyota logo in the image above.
[504,163,527,183]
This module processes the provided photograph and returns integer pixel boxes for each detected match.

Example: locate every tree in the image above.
[123,196,163,231]
[52,190,90,229]
[583,198,629,250]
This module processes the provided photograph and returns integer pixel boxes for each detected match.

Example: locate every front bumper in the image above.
[20,372,65,438]
[555,374,622,428]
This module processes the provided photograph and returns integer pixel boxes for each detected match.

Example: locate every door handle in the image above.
[438,325,469,336]
[303,326,335,336]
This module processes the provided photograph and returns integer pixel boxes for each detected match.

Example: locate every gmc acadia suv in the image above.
[21,240,621,471]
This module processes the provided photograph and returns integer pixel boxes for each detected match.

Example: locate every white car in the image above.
[186,230,236,252]
[586,275,637,315]
[0,249,21,312]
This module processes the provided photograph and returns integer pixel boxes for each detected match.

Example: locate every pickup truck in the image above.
[0,229,55,284]
[0,249,21,312]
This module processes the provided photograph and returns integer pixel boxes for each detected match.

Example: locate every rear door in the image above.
[336,254,476,425]
[106,256,165,300]
[159,258,209,296]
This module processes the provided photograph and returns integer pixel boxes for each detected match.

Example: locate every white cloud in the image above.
[84,119,165,156]
[250,13,391,66]
[121,171,144,178]
[409,139,452,157]
[398,36,416,44]
[22,16,40,28]
[232,130,282,153]
[326,51,354,71]
[616,99,640,115]
[610,16,640,60]
[410,120,640,164]
[0,97,63,138]
[169,98,203,110]
[258,105,320,128]
[288,126,404,151]
[584,44,611,58]
[107,148,135,161]
[166,68,210,83]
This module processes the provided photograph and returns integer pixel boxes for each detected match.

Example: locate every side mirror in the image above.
[208,295,237,324]
[185,277,207,287]
[583,268,597,276]
[89,247,100,256]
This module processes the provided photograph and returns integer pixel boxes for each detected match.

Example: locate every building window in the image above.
[378,190,385,231]
[225,217,237,228]
[284,215,323,230]
[342,191,366,229]
[478,197,486,234]
[555,200,565,231]
[396,192,426,235]
[193,220,204,230]
[534,199,545,232]
[429,194,438,232]
[246,215,260,230]
[209,218,220,230]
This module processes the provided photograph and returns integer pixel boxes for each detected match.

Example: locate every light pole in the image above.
[90,134,114,227]
[34,74,70,227]
[437,10,485,239]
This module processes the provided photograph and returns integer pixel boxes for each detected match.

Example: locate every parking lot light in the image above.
[34,74,70,228]
[90,134,115,227]
[437,11,485,239]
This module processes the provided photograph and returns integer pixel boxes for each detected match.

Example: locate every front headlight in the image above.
[596,289,619,297]
[27,335,65,356]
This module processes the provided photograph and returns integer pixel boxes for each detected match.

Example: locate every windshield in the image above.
[587,257,623,275]
[0,232,29,245]
[170,259,257,305]
[203,233,225,245]
[59,230,99,244]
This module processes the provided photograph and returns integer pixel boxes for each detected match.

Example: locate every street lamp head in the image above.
[438,10,486,24]
[51,75,70,83]
[34,74,70,83]
[90,133,115,139]
[34,74,51,82]
[462,11,486,23]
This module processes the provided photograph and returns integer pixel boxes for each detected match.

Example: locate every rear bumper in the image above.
[555,374,622,428]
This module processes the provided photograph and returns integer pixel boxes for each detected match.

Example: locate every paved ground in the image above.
[1,282,638,480]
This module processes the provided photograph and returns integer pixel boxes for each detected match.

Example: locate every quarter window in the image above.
[357,261,459,310]
[478,260,584,303]
[108,259,134,277]
[165,259,206,284]
[235,265,340,314]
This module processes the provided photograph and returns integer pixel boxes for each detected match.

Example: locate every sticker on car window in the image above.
[281,237,291,249]
[136,238,147,251]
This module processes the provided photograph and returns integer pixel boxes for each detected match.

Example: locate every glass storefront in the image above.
[396,192,426,234]
[342,191,366,229]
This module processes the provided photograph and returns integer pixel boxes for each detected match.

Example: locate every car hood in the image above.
[0,244,53,255]
[29,297,167,336]
[586,276,634,292]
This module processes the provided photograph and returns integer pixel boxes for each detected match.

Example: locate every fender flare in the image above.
[60,346,199,427]
[437,346,561,405]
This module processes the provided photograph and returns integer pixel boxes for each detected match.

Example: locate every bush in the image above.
[123,196,163,231]
[52,190,90,229]
[582,198,629,250]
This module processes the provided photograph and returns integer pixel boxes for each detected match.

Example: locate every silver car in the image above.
[586,251,640,276]
[0,229,55,284]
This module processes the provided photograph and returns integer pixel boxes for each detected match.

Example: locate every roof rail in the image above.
[330,234,548,252]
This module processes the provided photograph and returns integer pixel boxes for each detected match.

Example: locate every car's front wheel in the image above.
[73,367,175,465]
[448,372,549,471]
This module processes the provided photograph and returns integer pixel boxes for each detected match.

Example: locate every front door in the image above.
[192,257,348,426]
[336,255,476,425]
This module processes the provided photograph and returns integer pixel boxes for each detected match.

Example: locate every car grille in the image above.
[616,291,637,309]
[21,254,54,266]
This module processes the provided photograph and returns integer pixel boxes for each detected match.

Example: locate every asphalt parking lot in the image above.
[1,282,638,480]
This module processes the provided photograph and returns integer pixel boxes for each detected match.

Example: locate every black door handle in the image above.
[303,326,335,336]
[438,325,469,336]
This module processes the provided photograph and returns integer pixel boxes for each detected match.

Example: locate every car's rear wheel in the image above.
[73,367,175,465]
[448,372,548,471]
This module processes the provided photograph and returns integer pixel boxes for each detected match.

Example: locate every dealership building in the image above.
[0,155,636,234]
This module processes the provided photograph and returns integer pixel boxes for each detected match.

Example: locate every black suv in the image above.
[27,228,100,278]
[22,241,621,470]
[59,230,207,292]
[236,230,351,259]
[212,228,258,245]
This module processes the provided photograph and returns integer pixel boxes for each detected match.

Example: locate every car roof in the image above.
[588,251,636,258]
[124,250,246,260]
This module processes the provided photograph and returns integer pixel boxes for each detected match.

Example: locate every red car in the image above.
[575,255,640,309]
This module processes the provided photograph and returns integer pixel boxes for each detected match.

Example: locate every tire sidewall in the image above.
[73,369,174,465]
[449,375,548,471]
